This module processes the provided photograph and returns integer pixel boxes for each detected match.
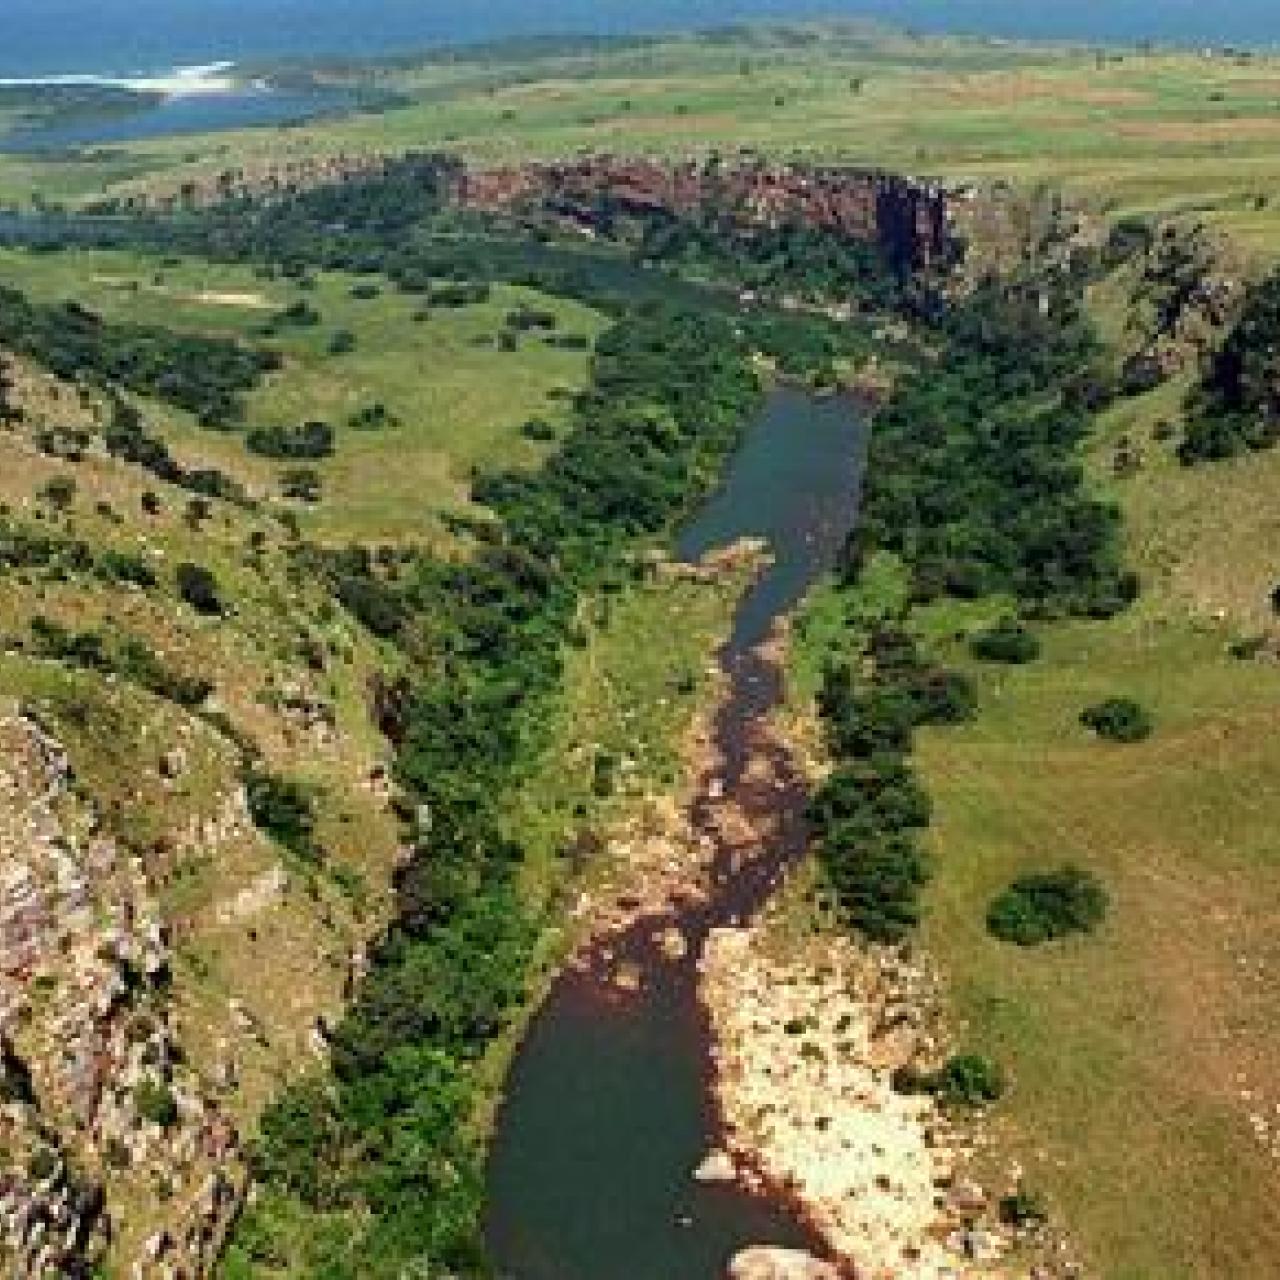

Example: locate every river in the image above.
[484,385,868,1279]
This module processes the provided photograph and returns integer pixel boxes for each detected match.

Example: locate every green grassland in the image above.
[0,245,605,543]
[12,25,1280,254]
[893,329,1280,1274]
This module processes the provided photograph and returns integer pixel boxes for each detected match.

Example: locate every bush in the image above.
[40,475,77,512]
[175,562,223,616]
[348,402,398,431]
[246,771,321,861]
[933,1053,1005,1107]
[969,618,1041,664]
[506,306,557,332]
[987,865,1108,946]
[246,421,335,459]
[280,467,323,503]
[276,300,321,327]
[520,418,558,441]
[134,1079,178,1128]
[999,1188,1049,1228]
[97,550,157,589]
[328,329,357,356]
[1080,696,1153,743]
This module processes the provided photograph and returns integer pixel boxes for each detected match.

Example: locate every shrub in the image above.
[328,329,357,356]
[1080,697,1153,743]
[246,771,321,861]
[276,300,321,327]
[134,1079,178,1128]
[246,421,335,459]
[933,1053,1005,1107]
[1270,582,1280,616]
[97,550,157,589]
[175,562,223,615]
[280,467,323,503]
[520,418,558,442]
[348,402,398,431]
[39,475,77,512]
[506,306,557,332]
[987,865,1108,946]
[969,618,1041,664]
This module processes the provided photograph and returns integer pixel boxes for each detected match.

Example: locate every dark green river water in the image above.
[485,386,868,1279]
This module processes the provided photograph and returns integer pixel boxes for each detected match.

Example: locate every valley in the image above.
[0,18,1278,1280]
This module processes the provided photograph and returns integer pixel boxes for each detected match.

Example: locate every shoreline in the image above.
[0,63,241,98]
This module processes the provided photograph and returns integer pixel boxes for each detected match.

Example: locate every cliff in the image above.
[460,156,953,272]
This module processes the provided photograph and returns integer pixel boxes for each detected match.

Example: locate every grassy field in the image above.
[10,25,1280,255]
[889,330,1280,1275]
[0,245,605,543]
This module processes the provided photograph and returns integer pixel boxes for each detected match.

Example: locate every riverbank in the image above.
[471,541,762,1132]
[702,912,1022,1278]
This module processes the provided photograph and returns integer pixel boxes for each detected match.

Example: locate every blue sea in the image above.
[4,0,1280,80]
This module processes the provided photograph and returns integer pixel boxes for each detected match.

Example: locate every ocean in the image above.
[3,0,1280,81]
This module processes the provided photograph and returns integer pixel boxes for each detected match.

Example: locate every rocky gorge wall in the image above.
[460,157,953,271]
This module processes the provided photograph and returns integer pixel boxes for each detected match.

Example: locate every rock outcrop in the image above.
[0,706,246,1277]
[729,1245,843,1280]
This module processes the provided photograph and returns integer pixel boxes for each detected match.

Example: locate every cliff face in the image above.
[460,157,952,271]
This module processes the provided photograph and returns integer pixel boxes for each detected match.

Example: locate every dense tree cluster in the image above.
[640,218,904,308]
[0,514,157,591]
[851,279,1136,618]
[808,627,974,942]
[0,284,276,425]
[104,396,248,504]
[26,617,213,709]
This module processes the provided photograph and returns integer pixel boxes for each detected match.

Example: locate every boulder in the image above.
[693,1149,737,1183]
[728,1246,841,1280]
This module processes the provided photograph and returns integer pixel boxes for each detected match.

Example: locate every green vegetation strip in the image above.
[223,303,759,1279]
